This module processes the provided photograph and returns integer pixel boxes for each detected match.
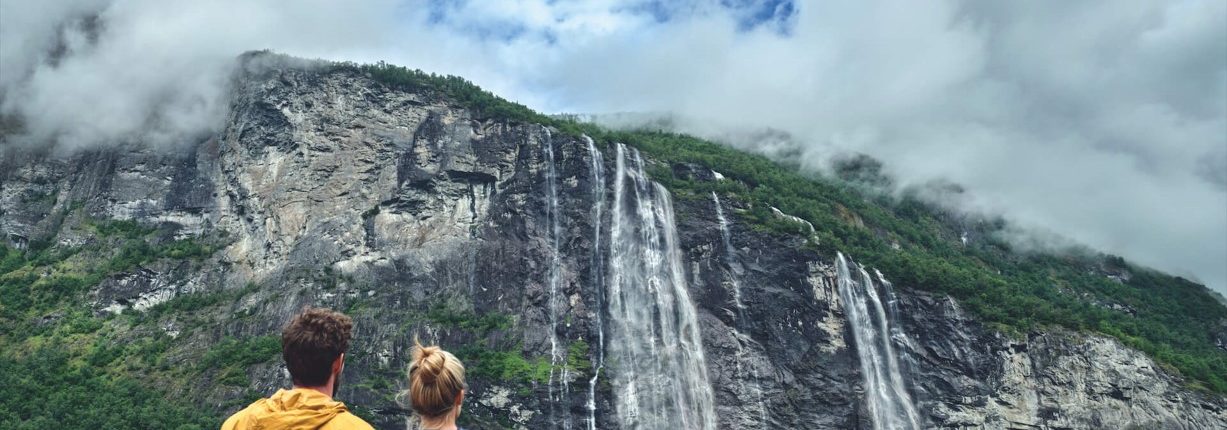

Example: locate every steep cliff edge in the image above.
[2,57,1224,429]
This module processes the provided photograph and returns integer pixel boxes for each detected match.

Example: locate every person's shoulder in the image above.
[220,411,243,430]
[325,411,375,430]
[219,401,261,430]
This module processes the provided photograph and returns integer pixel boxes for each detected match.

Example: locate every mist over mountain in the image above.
[2,0,1223,296]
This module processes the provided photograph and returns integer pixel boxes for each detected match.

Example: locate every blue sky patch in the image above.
[723,0,796,33]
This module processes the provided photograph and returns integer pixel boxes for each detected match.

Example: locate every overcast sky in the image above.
[2,0,1225,294]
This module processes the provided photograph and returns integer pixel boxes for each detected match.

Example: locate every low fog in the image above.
[1,0,1224,294]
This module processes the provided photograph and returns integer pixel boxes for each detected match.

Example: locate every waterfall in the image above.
[875,268,917,357]
[466,246,478,297]
[836,252,920,430]
[584,135,605,430]
[542,127,571,429]
[606,143,717,430]
[711,192,769,425]
[712,193,746,310]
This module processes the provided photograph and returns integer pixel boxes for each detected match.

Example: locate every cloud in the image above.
[2,0,1224,294]
[0,0,405,150]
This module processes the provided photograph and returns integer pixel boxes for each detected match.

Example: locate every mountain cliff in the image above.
[2,54,1225,429]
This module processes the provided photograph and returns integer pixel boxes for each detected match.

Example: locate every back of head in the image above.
[406,340,466,423]
[281,307,354,387]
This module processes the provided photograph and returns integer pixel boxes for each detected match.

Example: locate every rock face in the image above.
[899,293,1227,429]
[2,60,1225,429]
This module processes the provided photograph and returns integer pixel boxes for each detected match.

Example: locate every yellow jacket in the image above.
[221,388,375,430]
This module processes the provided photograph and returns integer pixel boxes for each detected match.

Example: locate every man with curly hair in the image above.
[222,307,374,430]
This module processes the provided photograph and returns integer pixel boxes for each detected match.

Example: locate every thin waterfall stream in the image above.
[542,127,571,429]
[711,192,769,425]
[584,135,606,430]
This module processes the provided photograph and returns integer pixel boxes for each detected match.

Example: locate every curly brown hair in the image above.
[281,307,354,387]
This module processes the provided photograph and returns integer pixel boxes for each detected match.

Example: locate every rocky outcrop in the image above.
[898,293,1227,429]
[1,58,1224,429]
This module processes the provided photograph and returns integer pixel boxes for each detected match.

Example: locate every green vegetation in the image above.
[90,218,156,238]
[0,216,228,429]
[0,347,212,430]
[201,335,282,370]
[90,219,216,271]
[412,303,549,385]
[141,283,258,320]
[201,336,282,386]
[333,61,553,124]
[566,339,593,377]
[360,204,380,220]
[449,340,591,391]
[426,303,514,334]
[456,345,553,385]
[1,221,218,335]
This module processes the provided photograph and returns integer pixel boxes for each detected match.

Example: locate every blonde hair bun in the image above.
[407,339,467,421]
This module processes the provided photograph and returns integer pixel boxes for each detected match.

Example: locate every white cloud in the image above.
[1,0,1224,294]
[0,0,404,149]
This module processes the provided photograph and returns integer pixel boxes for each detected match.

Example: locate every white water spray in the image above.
[712,192,746,310]
[836,252,920,430]
[584,135,606,430]
[543,127,571,429]
[606,143,717,430]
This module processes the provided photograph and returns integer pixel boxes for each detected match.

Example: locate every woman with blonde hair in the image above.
[405,339,467,430]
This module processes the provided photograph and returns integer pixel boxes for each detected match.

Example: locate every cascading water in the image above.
[542,127,571,429]
[584,135,606,430]
[712,192,746,310]
[836,252,920,430]
[875,268,917,358]
[711,192,769,425]
[606,143,717,430]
